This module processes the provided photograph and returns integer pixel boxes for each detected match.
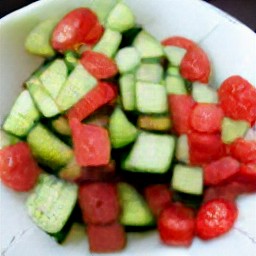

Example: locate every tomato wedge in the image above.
[161,36,196,50]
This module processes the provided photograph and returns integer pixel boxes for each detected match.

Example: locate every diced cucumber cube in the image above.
[137,115,171,132]
[164,46,186,66]
[167,66,180,76]
[172,165,203,195]
[175,134,189,164]
[136,63,163,83]
[51,116,71,136]
[115,47,141,73]
[124,132,175,174]
[64,51,79,72]
[0,130,20,149]
[3,90,40,137]
[133,31,164,59]
[56,64,97,112]
[106,3,135,32]
[221,117,250,144]
[192,82,218,103]
[58,157,81,181]
[165,75,187,95]
[136,82,168,114]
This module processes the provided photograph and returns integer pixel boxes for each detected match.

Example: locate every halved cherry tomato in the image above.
[84,22,104,45]
[161,36,196,50]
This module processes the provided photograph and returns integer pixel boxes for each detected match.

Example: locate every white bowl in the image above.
[0,0,256,255]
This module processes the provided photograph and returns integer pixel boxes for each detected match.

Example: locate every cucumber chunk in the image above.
[25,19,57,57]
[115,47,141,73]
[51,116,71,136]
[171,165,203,195]
[133,31,164,59]
[109,107,138,148]
[27,174,77,233]
[26,76,61,118]
[136,82,168,114]
[175,134,189,164]
[58,157,81,181]
[165,75,187,95]
[123,132,175,174]
[106,3,135,32]
[0,130,20,149]
[136,63,164,83]
[119,73,136,111]
[221,117,250,144]
[39,59,67,99]
[192,82,218,103]
[164,46,186,66]
[93,29,122,58]
[118,182,154,226]
[3,90,40,137]
[56,64,97,112]
[27,124,73,170]
[64,51,79,72]
[137,115,171,132]
[167,65,180,76]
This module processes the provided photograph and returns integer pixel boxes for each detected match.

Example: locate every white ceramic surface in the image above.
[0,0,256,255]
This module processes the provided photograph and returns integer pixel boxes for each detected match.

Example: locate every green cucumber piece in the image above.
[192,82,218,103]
[26,76,60,118]
[0,130,20,149]
[164,46,186,66]
[133,31,164,59]
[25,19,57,57]
[58,157,81,181]
[171,165,203,195]
[175,134,189,164]
[3,90,40,137]
[119,73,136,111]
[26,174,77,234]
[106,3,135,32]
[120,27,142,48]
[56,64,97,112]
[123,132,175,174]
[109,107,138,148]
[165,75,187,95]
[64,51,79,73]
[93,29,122,58]
[137,115,171,132]
[27,124,73,170]
[39,59,67,99]
[118,183,154,226]
[136,81,168,114]
[51,116,71,136]
[167,65,180,76]
[136,63,164,83]
[115,47,141,73]
[221,117,250,144]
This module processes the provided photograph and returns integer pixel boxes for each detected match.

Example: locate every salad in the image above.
[0,0,256,253]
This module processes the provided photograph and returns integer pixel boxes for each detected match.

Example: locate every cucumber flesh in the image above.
[136,63,163,83]
[165,75,187,95]
[58,157,81,181]
[51,116,71,136]
[175,134,189,164]
[192,82,218,103]
[137,115,171,132]
[167,65,180,76]
[0,130,20,149]
[164,46,186,66]
[64,51,79,73]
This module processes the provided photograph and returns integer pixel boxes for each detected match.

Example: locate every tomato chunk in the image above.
[67,82,117,121]
[188,132,226,165]
[168,95,195,135]
[180,45,211,83]
[158,203,195,247]
[230,138,256,164]
[144,185,172,217]
[70,119,111,166]
[196,199,238,240]
[203,157,240,186]
[51,8,98,51]
[218,76,256,125]
[80,50,118,79]
[83,22,104,45]
[87,223,126,253]
[190,103,224,133]
[161,36,196,50]
[0,142,40,191]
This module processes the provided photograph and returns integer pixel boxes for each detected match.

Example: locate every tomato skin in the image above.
[196,199,238,240]
[230,138,256,164]
[218,76,256,125]
[161,36,196,50]
[80,50,118,79]
[84,22,104,45]
[203,157,240,186]
[158,203,195,247]
[180,45,211,83]
[0,142,40,191]
[190,103,224,133]
[168,95,195,135]
[51,8,98,51]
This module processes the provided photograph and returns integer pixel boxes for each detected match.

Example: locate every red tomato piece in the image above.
[218,76,256,125]
[87,222,126,253]
[203,156,240,186]
[180,45,211,83]
[83,22,104,45]
[188,132,226,165]
[196,199,238,240]
[0,142,40,191]
[161,36,196,50]
[190,103,224,133]
[67,82,117,121]
[158,203,195,247]
[70,119,111,166]
[79,183,120,225]
[230,138,256,164]
[168,95,195,135]
[80,50,118,79]
[51,8,98,51]
[144,184,172,217]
